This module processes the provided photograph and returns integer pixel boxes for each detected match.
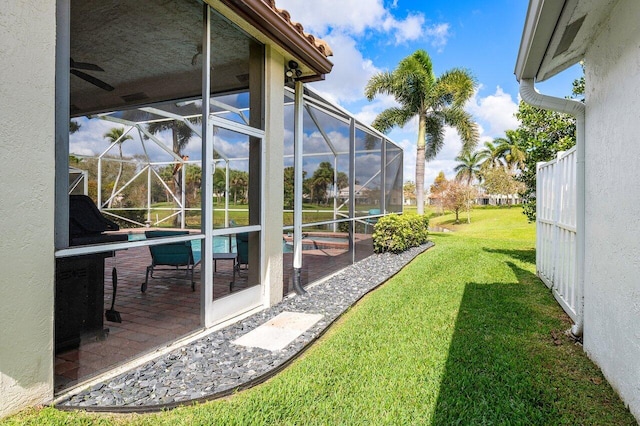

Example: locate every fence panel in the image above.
[536,147,577,321]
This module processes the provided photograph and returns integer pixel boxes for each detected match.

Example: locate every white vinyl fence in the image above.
[536,147,578,321]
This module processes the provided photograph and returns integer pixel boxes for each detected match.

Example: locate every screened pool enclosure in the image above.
[55,0,401,394]
[71,87,402,228]
[69,85,403,291]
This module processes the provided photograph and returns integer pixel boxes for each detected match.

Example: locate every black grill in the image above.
[55,195,127,353]
[69,195,127,246]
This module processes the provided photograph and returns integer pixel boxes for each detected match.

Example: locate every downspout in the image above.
[519,78,585,337]
[292,80,307,295]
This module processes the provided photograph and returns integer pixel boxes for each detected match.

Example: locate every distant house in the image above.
[516,0,640,420]
[338,184,378,205]
[475,191,521,206]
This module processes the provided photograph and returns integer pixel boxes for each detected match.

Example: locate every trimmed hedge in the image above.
[372,214,429,254]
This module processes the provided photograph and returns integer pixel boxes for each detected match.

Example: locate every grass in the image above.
[428,205,535,241]
[5,208,636,425]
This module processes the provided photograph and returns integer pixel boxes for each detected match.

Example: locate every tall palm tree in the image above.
[309,161,334,204]
[454,150,486,185]
[365,49,479,215]
[103,127,133,208]
[494,130,526,172]
[147,119,198,223]
[147,120,195,157]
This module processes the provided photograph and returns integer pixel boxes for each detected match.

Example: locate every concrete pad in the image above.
[232,311,323,351]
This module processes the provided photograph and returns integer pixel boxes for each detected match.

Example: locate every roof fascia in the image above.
[514,0,567,81]
[217,0,333,80]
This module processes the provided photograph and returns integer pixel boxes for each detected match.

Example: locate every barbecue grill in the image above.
[55,195,127,353]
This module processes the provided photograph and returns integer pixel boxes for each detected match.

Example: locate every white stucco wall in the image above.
[263,46,285,306]
[583,0,640,419]
[0,1,56,418]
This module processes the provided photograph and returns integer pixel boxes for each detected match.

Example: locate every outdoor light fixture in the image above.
[285,60,302,81]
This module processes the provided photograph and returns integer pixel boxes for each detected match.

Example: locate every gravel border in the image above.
[57,242,434,410]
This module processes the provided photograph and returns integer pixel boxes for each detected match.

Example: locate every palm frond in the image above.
[424,114,445,160]
[443,107,479,153]
[364,72,396,101]
[371,107,413,133]
[436,68,477,107]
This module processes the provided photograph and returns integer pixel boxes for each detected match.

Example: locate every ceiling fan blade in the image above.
[70,69,115,91]
[70,58,104,72]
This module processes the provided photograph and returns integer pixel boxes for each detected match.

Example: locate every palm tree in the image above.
[103,127,133,208]
[147,119,198,223]
[230,170,248,205]
[454,150,486,185]
[365,49,479,215]
[479,140,504,169]
[494,130,526,172]
[185,164,202,201]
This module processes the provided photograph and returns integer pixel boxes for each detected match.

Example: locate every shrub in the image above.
[372,214,429,253]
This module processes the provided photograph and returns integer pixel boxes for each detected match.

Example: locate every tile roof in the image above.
[265,0,333,57]
[220,0,333,78]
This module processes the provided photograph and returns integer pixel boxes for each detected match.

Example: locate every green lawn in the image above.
[5,208,636,425]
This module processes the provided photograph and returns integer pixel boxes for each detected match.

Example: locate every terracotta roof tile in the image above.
[264,0,333,57]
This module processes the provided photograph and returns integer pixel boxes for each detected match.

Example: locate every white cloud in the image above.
[425,23,451,52]
[309,32,381,105]
[276,0,388,35]
[382,13,426,44]
[70,118,124,157]
[467,85,519,138]
[276,0,445,46]
[352,93,398,126]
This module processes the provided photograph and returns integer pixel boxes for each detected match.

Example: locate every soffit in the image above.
[215,0,333,80]
[515,0,619,82]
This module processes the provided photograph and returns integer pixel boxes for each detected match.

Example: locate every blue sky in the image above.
[278,0,583,186]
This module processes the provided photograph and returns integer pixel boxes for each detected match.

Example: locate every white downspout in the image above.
[519,78,585,337]
[292,79,306,294]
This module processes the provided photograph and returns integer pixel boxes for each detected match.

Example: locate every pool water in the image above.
[282,235,350,253]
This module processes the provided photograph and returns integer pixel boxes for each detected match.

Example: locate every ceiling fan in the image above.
[70,58,114,91]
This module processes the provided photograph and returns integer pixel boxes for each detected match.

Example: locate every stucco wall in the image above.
[583,0,640,419]
[0,1,56,418]
[263,46,285,306]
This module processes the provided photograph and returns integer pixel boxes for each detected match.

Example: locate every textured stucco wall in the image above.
[583,0,640,419]
[262,46,285,306]
[0,1,56,418]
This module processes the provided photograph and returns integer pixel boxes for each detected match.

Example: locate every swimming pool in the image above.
[282,233,350,252]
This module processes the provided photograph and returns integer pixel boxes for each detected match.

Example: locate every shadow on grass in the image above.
[431,263,574,424]
[483,247,536,265]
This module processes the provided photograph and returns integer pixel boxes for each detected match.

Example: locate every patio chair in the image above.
[235,232,249,276]
[142,230,200,293]
[365,208,381,232]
